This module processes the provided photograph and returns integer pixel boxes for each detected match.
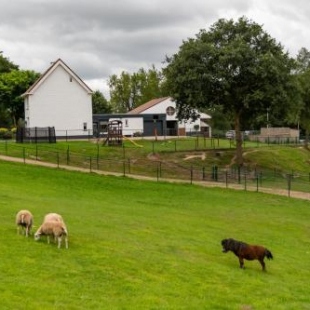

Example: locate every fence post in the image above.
[5,140,8,155]
[157,162,159,181]
[96,144,100,170]
[123,160,126,176]
[244,171,247,191]
[66,146,70,165]
[57,152,59,168]
[212,165,218,181]
[89,156,92,172]
[256,174,259,192]
[225,170,228,188]
[36,144,38,160]
[287,174,292,197]
[190,166,193,184]
[23,147,26,163]
[202,166,206,180]
[127,158,131,174]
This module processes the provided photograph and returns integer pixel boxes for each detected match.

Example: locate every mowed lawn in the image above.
[1,160,310,310]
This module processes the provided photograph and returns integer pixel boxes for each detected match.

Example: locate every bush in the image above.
[0,128,14,140]
[0,128,8,139]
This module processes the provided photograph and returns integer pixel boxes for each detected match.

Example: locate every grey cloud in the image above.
[0,0,309,93]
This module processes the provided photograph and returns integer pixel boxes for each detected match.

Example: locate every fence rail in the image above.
[0,140,309,198]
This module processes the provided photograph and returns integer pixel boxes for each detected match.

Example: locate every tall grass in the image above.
[1,160,310,309]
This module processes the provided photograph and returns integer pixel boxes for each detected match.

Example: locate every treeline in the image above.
[2,16,310,151]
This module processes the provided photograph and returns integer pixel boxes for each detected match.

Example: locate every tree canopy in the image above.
[92,90,112,114]
[0,69,40,126]
[164,16,301,165]
[296,47,310,147]
[0,52,18,74]
[108,66,166,112]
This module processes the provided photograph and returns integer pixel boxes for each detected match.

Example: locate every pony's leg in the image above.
[239,257,245,269]
[259,259,266,271]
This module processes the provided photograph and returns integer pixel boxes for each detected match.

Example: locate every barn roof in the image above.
[127,97,171,114]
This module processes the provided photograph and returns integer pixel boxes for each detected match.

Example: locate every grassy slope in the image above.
[1,160,310,309]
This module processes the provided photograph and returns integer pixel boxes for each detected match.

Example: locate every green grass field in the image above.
[1,159,310,309]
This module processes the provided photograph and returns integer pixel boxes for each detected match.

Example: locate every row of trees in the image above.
[2,16,310,164]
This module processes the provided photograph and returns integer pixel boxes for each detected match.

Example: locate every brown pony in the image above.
[221,238,273,271]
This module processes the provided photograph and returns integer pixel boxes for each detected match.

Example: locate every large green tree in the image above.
[92,90,112,114]
[108,66,165,112]
[0,52,20,126]
[164,17,300,165]
[0,70,40,126]
[296,47,310,147]
[0,51,18,74]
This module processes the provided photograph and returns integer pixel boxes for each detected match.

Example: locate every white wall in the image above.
[25,65,93,136]
[109,117,144,136]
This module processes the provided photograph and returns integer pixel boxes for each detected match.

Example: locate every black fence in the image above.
[0,141,309,198]
[16,127,56,143]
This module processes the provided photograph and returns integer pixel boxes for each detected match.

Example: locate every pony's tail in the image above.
[265,249,273,260]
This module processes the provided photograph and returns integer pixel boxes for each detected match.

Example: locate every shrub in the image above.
[0,128,8,139]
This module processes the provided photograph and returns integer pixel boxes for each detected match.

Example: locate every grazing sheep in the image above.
[43,213,64,224]
[42,212,67,242]
[16,210,33,237]
[34,220,68,249]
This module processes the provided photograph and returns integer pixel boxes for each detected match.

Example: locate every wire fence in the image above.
[1,140,310,198]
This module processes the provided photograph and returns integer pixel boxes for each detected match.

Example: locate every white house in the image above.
[22,59,93,138]
[127,97,211,136]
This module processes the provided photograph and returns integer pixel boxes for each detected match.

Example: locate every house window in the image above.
[70,76,73,82]
[124,119,128,127]
[83,122,87,131]
[166,106,175,116]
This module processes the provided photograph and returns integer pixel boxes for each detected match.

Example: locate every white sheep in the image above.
[43,213,64,224]
[42,212,67,242]
[16,210,33,237]
[34,220,68,249]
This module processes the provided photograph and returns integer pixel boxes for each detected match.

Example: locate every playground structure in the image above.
[103,120,123,146]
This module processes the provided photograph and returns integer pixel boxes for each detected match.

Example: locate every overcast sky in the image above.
[1,0,310,97]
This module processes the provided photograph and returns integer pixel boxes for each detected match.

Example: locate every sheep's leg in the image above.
[57,236,62,249]
[25,227,29,237]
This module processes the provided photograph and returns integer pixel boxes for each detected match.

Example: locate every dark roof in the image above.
[127,97,171,114]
